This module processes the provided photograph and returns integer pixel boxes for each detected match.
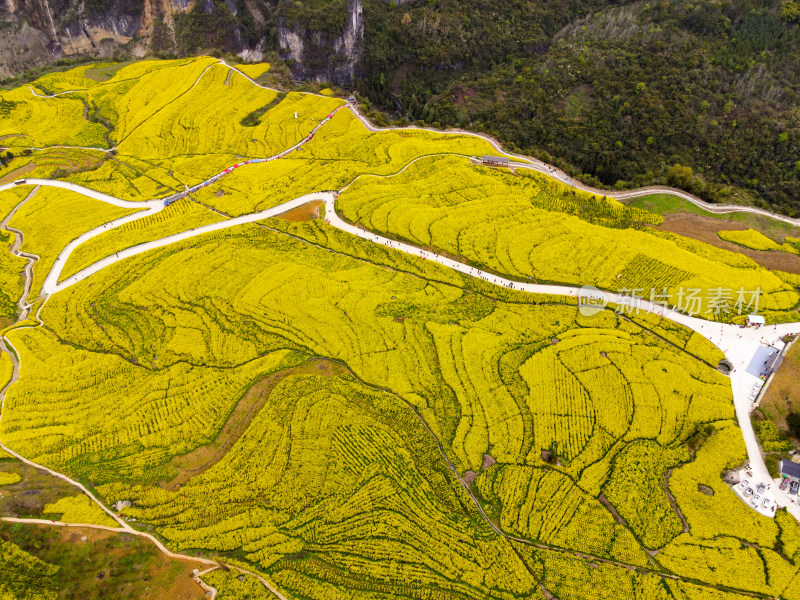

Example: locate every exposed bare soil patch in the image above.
[0,162,37,185]
[461,470,478,486]
[275,200,324,222]
[0,522,206,600]
[656,213,800,274]
[697,484,714,496]
[759,340,800,433]
[598,493,628,527]
[453,86,478,106]
[0,458,81,518]
[663,467,689,534]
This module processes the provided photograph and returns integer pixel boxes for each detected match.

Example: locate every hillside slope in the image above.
[1,0,799,213]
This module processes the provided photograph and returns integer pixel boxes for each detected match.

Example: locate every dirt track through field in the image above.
[0,185,40,320]
[162,358,347,490]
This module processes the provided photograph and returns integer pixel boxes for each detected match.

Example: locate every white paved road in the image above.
[42,204,163,294]
[44,186,794,521]
[345,101,800,227]
[0,178,161,208]
[10,184,800,522]
[322,191,800,518]
[49,192,328,293]
[25,57,799,227]
[4,72,800,528]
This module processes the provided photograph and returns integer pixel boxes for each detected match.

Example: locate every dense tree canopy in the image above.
[357,0,800,214]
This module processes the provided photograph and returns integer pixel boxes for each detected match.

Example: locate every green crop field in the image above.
[0,59,800,599]
[0,520,207,600]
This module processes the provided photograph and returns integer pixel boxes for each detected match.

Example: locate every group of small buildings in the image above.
[762,350,785,379]
[743,315,785,381]
[780,460,800,495]
[745,338,786,381]
[482,156,510,167]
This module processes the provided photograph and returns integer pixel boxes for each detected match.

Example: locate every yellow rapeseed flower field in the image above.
[42,495,118,527]
[0,87,107,149]
[338,154,799,320]
[0,222,771,596]
[0,235,25,322]
[0,350,12,391]
[6,186,136,298]
[718,228,799,254]
[60,198,226,280]
[0,472,21,485]
[0,60,799,600]
[203,570,274,599]
[234,63,272,80]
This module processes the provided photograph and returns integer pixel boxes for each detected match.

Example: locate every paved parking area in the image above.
[730,467,780,517]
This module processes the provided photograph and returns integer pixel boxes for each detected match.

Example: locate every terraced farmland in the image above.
[1,59,800,599]
[337,154,800,322]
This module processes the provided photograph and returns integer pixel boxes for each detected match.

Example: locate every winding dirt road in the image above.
[0,186,40,320]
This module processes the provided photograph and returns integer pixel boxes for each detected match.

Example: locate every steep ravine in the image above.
[277,0,363,84]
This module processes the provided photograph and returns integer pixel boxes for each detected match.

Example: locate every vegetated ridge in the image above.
[2,0,799,215]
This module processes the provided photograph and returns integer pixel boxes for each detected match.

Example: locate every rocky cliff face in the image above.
[0,0,364,82]
[277,0,363,84]
[1,0,149,77]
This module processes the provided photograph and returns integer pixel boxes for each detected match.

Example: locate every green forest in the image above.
[1,0,798,212]
[357,0,800,214]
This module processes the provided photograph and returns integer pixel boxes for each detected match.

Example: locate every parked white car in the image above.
[752,493,762,506]
[762,498,773,510]
[740,479,750,489]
